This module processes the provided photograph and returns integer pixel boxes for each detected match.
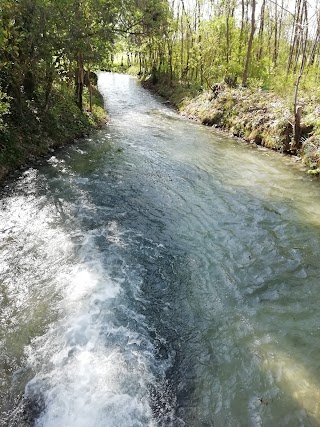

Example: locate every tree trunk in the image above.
[307,8,319,69]
[273,0,278,65]
[242,0,256,86]
[226,7,230,64]
[76,52,84,112]
[180,1,184,79]
[276,0,285,66]
[238,0,245,61]
[292,0,308,150]
[287,0,302,74]
[44,66,54,111]
[166,35,174,82]
[257,0,266,60]
[89,83,93,113]
[197,0,203,86]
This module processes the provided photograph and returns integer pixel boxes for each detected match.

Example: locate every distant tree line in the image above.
[125,0,320,96]
[1,0,319,132]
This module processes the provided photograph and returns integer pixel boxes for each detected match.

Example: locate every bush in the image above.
[0,88,10,131]
[0,81,106,180]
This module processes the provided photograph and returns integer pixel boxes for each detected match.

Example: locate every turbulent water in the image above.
[1,73,320,426]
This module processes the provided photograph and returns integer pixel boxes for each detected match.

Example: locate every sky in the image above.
[177,0,319,36]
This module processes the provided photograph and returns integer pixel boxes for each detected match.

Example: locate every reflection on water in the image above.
[1,73,320,426]
[260,347,320,419]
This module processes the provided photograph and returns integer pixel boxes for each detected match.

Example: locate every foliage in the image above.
[0,81,106,180]
[2,0,320,174]
[117,0,319,101]
[116,0,320,169]
[0,87,10,131]
[0,0,126,178]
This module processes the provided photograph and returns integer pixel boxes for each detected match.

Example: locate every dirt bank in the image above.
[142,77,320,175]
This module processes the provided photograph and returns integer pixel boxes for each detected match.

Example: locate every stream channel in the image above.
[1,73,320,426]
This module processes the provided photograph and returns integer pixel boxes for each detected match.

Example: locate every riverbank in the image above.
[3,72,320,426]
[0,85,107,182]
[141,76,320,175]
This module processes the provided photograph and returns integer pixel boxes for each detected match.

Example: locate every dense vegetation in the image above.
[124,1,317,90]
[120,0,320,172]
[1,0,320,176]
[0,0,164,178]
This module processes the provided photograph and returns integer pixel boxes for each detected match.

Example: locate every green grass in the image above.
[141,73,320,172]
[141,74,201,109]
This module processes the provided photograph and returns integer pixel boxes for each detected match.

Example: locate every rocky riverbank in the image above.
[141,77,320,175]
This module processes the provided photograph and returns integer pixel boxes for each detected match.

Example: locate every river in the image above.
[1,72,320,426]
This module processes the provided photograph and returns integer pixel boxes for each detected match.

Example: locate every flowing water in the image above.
[1,73,320,427]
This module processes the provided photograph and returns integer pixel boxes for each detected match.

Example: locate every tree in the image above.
[0,0,121,117]
[242,0,256,86]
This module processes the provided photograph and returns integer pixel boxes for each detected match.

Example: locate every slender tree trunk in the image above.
[242,0,256,86]
[257,0,266,60]
[197,0,203,86]
[167,36,174,82]
[287,0,302,74]
[89,83,93,113]
[226,7,230,64]
[276,0,284,65]
[181,0,192,82]
[245,0,249,24]
[180,1,184,79]
[307,10,320,68]
[293,0,308,149]
[273,0,278,65]
[44,65,54,111]
[76,52,84,112]
[238,0,245,61]
[139,52,142,73]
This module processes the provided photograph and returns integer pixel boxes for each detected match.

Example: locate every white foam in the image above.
[24,228,156,426]
[32,345,154,427]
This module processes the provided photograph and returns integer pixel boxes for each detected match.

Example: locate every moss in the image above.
[307,168,320,176]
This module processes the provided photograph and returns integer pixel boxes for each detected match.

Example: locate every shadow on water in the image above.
[2,73,320,426]
[11,146,320,426]
[1,144,198,426]
[46,148,202,426]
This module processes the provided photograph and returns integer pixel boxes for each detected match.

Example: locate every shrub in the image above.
[0,88,10,131]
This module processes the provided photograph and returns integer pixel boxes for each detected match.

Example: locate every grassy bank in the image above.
[0,84,107,182]
[141,75,320,175]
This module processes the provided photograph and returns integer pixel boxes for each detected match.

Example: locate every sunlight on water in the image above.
[261,347,320,419]
[23,223,156,426]
[1,73,320,426]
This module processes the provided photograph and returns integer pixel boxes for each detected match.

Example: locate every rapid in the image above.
[1,73,320,426]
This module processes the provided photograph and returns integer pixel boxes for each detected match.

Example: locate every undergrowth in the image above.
[0,84,106,181]
[141,72,320,173]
